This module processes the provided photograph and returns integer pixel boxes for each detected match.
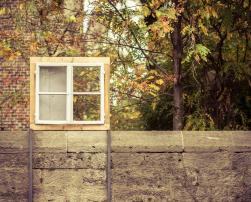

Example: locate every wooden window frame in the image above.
[30,57,110,130]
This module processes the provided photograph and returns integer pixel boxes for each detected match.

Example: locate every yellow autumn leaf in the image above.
[141,6,150,17]
[156,79,164,85]
[149,70,159,75]
[66,15,76,23]
[147,76,154,80]
[149,84,160,91]
[166,8,177,20]
[149,92,157,97]
[0,8,6,15]
[199,22,208,35]
[151,102,157,110]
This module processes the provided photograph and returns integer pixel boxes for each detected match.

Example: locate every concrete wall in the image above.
[0,131,250,202]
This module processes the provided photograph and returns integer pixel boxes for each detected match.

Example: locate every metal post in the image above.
[106,130,112,202]
[28,129,33,202]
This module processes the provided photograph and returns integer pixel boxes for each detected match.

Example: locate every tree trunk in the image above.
[171,2,183,130]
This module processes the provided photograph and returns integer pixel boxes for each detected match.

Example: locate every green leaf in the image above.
[141,6,150,17]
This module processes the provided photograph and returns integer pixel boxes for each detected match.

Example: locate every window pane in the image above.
[39,66,67,92]
[73,66,100,92]
[73,95,100,121]
[39,95,66,120]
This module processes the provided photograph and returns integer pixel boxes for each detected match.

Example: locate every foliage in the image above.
[1,0,250,130]
[90,0,251,130]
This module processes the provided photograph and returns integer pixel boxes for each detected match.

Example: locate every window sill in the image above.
[30,123,110,131]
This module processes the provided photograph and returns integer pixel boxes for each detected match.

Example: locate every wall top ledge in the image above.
[182,131,251,152]
[0,131,250,153]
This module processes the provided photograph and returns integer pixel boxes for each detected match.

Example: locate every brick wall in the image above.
[0,131,250,201]
[0,0,29,130]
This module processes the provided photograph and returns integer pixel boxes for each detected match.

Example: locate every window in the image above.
[30,57,110,130]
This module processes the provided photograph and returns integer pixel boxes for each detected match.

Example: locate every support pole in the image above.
[28,129,33,202]
[106,130,112,202]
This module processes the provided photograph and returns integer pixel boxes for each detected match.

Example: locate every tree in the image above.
[90,0,250,130]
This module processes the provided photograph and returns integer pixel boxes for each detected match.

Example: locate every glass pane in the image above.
[39,66,67,92]
[73,66,100,92]
[73,95,100,121]
[39,95,66,120]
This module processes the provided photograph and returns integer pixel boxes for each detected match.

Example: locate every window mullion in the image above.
[67,65,72,123]
[70,65,73,123]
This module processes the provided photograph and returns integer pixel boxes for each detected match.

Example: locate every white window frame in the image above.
[35,62,105,125]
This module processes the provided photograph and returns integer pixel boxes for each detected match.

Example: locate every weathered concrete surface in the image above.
[32,131,67,153]
[0,153,28,168]
[112,152,251,202]
[183,131,251,152]
[112,131,183,152]
[67,131,107,153]
[111,131,251,202]
[0,132,29,202]
[33,152,106,169]
[0,168,28,202]
[33,169,106,202]
[0,131,28,153]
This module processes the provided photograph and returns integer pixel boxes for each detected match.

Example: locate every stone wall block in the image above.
[67,131,107,153]
[182,152,232,170]
[0,153,28,168]
[0,168,28,198]
[183,131,251,152]
[33,152,106,169]
[32,131,67,153]
[112,131,183,152]
[0,132,28,153]
[33,169,106,201]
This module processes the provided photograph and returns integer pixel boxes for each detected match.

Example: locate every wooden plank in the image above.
[104,63,110,127]
[30,57,110,64]
[30,123,110,130]
[30,62,36,125]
